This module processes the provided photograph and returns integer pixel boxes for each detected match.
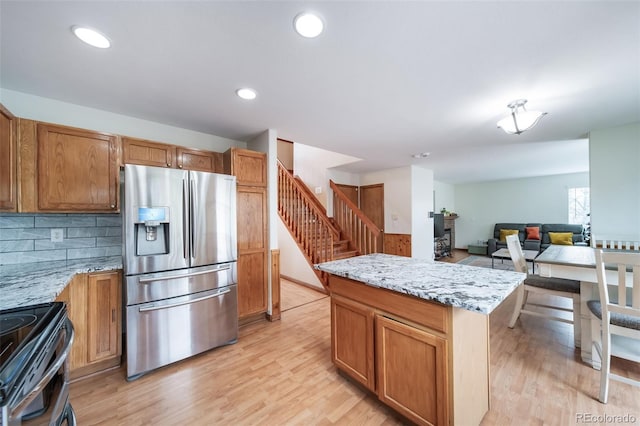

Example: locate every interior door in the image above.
[335,183,359,207]
[360,184,384,252]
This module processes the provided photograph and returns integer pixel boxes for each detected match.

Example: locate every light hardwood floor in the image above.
[56,277,639,425]
[280,278,327,312]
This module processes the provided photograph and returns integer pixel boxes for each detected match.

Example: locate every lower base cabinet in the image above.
[329,275,489,426]
[56,270,122,380]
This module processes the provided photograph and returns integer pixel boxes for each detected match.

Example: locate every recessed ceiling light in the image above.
[412,152,431,159]
[236,88,257,100]
[294,12,324,38]
[72,26,111,48]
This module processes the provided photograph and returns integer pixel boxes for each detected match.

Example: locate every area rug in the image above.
[456,255,515,271]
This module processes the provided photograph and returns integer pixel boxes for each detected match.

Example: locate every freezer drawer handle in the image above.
[138,288,230,312]
[137,265,231,284]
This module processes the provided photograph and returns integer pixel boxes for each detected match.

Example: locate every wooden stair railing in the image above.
[278,162,342,290]
[330,180,381,255]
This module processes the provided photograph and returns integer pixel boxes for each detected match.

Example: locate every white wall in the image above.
[247,130,279,314]
[1,88,244,151]
[454,172,589,248]
[589,122,640,239]
[294,143,361,208]
[411,166,434,260]
[361,166,413,234]
[277,219,324,290]
[248,130,278,250]
[434,181,455,215]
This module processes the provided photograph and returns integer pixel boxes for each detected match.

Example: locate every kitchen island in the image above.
[315,253,525,426]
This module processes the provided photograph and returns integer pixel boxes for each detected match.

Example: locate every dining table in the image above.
[535,244,637,369]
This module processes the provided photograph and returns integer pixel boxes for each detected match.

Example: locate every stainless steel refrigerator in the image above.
[123,164,238,380]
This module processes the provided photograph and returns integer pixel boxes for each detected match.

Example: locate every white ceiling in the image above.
[1,1,638,183]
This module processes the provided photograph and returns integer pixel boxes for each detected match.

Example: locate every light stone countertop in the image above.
[0,256,122,311]
[315,253,526,314]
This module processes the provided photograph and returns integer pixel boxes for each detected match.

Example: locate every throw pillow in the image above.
[525,226,541,240]
[499,229,519,242]
[549,232,574,245]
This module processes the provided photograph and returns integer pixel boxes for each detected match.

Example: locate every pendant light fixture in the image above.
[497,99,546,135]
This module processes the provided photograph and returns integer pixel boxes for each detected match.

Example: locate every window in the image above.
[568,187,590,225]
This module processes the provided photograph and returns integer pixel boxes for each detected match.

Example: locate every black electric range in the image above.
[0,302,75,426]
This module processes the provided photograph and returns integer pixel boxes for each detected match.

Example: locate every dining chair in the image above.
[506,235,582,347]
[587,249,640,403]
[590,236,640,251]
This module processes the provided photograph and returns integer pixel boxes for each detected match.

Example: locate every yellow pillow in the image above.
[549,232,574,245]
[499,229,519,242]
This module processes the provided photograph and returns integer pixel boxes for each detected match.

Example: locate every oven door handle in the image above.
[9,318,75,419]
[137,265,231,284]
[139,288,230,312]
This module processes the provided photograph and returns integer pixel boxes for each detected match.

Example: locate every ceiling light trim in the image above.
[236,88,257,100]
[71,26,111,49]
[294,12,324,38]
[497,99,546,135]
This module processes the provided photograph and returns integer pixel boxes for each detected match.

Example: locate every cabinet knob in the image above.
[178,164,183,169]
[110,204,116,209]
[167,163,171,167]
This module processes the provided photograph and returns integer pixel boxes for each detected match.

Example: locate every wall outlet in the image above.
[314,186,322,194]
[51,228,64,243]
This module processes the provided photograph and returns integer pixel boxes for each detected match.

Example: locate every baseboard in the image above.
[281,275,328,294]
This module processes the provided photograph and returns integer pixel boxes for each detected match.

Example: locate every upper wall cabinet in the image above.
[122,136,223,173]
[223,148,267,187]
[19,120,119,213]
[0,104,17,212]
[122,136,176,168]
[176,147,223,173]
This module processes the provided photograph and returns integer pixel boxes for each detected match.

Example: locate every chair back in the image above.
[505,234,528,274]
[594,249,640,324]
[591,236,640,251]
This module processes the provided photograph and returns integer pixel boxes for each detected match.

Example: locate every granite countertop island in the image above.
[0,256,122,310]
[315,253,525,314]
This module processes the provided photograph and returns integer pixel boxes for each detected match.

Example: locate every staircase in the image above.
[277,162,380,290]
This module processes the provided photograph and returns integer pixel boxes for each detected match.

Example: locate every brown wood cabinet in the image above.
[0,104,17,211]
[122,136,223,173]
[122,136,176,168]
[56,270,122,380]
[236,185,268,318]
[331,295,375,391]
[176,147,223,172]
[18,121,119,212]
[225,148,269,320]
[224,148,267,187]
[329,274,489,426]
[376,315,448,426]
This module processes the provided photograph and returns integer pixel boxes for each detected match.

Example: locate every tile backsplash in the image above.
[0,213,122,265]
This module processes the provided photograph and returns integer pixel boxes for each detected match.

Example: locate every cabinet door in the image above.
[226,148,267,186]
[376,315,449,426]
[237,251,268,317]
[0,104,17,211]
[331,295,375,391]
[37,123,119,212]
[236,186,268,318]
[176,147,223,172]
[87,271,122,363]
[122,136,176,168]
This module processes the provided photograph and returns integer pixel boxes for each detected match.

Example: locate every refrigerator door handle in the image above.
[138,288,231,312]
[137,265,232,283]
[190,179,196,259]
[182,178,189,260]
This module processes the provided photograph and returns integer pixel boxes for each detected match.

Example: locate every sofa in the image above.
[487,223,585,255]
